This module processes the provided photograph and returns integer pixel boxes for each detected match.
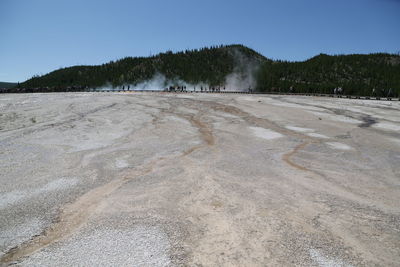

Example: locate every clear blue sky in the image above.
[1,0,399,82]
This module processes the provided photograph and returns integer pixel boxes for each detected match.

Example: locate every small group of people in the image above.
[163,85,228,92]
[199,86,225,92]
[333,87,343,95]
[164,86,187,92]
[372,88,393,97]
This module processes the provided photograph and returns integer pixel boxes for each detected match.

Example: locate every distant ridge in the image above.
[0,82,17,89]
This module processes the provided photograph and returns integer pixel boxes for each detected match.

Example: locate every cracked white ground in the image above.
[0,92,399,266]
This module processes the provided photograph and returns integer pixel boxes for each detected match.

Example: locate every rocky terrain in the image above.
[0,92,399,266]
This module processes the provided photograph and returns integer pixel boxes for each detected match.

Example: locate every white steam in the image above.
[224,48,260,91]
[98,73,207,91]
[99,73,209,92]
[130,73,208,91]
[224,72,255,91]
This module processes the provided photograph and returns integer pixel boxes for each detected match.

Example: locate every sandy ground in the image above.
[0,92,399,266]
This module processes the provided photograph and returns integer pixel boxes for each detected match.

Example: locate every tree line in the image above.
[4,45,400,97]
[256,53,400,97]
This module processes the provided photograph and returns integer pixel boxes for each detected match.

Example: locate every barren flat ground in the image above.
[0,92,399,266]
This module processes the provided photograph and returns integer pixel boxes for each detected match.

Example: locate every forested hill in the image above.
[16,45,267,91]
[256,53,400,96]
[4,45,400,97]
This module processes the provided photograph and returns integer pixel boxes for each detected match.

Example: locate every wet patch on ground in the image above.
[359,115,377,128]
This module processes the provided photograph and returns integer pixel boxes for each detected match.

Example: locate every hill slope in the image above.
[5,45,400,97]
[256,53,400,96]
[17,45,267,92]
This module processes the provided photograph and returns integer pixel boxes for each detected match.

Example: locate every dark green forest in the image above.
[256,53,400,96]
[14,45,266,92]
[3,44,400,97]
